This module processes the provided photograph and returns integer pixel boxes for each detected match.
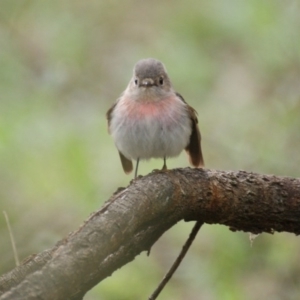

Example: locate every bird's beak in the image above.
[140,78,155,87]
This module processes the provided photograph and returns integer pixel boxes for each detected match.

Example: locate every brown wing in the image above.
[176,93,204,167]
[119,151,133,174]
[106,102,133,174]
[106,103,116,134]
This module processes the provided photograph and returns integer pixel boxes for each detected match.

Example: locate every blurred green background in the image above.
[0,0,300,299]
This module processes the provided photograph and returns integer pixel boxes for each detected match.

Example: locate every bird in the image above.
[106,58,204,178]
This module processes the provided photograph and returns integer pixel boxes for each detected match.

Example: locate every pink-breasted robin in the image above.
[106,58,204,178]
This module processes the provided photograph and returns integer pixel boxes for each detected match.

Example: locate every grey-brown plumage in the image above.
[106,58,204,177]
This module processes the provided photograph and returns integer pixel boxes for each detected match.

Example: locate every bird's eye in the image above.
[159,77,164,85]
[134,79,138,85]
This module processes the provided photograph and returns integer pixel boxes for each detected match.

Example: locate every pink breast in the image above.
[121,97,176,120]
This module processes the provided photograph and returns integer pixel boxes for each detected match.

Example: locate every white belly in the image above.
[110,97,192,160]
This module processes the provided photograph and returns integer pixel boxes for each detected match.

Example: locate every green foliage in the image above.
[0,0,300,299]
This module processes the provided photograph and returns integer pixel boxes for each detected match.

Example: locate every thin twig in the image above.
[148,220,204,300]
[3,210,20,266]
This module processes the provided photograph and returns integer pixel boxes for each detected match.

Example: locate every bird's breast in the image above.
[117,96,180,125]
[110,96,192,160]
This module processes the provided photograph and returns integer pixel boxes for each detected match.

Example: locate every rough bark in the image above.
[0,168,300,300]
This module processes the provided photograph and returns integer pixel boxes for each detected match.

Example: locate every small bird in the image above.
[106,58,204,178]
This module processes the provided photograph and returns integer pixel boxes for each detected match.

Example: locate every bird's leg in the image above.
[134,158,140,178]
[162,156,167,170]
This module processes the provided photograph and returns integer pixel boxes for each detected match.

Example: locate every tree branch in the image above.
[0,168,300,300]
